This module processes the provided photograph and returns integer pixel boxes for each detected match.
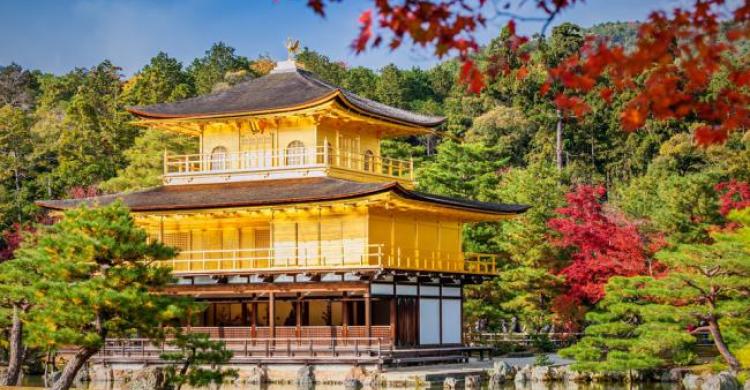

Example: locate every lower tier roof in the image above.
[36,177,529,215]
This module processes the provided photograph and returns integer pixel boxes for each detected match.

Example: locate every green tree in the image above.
[103,51,199,193]
[161,331,238,390]
[563,208,750,373]
[649,208,750,371]
[465,105,535,166]
[464,163,568,333]
[0,105,37,229]
[48,61,137,193]
[296,47,347,86]
[342,66,378,99]
[0,228,41,385]
[376,64,407,108]
[0,63,38,110]
[120,52,195,106]
[559,276,696,374]
[416,140,506,202]
[101,130,197,192]
[15,202,192,390]
[188,42,251,94]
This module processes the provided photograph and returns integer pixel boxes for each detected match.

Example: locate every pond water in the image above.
[18,376,682,390]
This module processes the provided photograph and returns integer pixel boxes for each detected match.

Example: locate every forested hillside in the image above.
[1,21,748,341]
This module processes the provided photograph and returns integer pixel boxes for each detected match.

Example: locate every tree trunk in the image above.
[51,346,99,390]
[555,109,563,170]
[707,317,740,372]
[3,304,24,386]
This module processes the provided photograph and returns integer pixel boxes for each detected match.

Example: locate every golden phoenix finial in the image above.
[286,38,301,60]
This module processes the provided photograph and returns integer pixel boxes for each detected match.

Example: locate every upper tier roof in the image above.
[35,177,529,216]
[127,62,446,128]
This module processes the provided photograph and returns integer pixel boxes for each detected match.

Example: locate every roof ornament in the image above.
[272,38,301,74]
[286,38,301,60]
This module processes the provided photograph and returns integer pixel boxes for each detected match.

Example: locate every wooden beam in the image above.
[162,281,369,296]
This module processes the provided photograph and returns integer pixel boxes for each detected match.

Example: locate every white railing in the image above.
[156,243,498,275]
[164,146,414,180]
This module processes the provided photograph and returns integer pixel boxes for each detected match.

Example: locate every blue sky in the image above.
[0,0,683,75]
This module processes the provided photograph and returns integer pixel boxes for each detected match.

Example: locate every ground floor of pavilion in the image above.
[90,271,492,365]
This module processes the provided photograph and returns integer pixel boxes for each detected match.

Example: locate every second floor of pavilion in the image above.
[37,177,529,277]
[128,60,444,187]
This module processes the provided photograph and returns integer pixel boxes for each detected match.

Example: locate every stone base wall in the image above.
[87,362,381,388]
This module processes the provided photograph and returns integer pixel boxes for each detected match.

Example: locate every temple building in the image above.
[37,58,529,365]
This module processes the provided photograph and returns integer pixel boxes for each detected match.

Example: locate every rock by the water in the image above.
[494,360,515,379]
[122,366,166,390]
[465,375,481,390]
[245,364,266,385]
[514,365,531,383]
[660,368,683,383]
[488,360,516,389]
[362,371,382,389]
[558,366,589,383]
[296,365,315,390]
[443,376,458,390]
[702,372,740,390]
[530,365,553,382]
[90,365,115,383]
[683,374,705,390]
[344,365,367,390]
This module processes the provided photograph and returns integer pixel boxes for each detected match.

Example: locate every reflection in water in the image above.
[20,377,682,390]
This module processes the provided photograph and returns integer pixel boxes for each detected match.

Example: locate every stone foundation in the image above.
[87,362,382,388]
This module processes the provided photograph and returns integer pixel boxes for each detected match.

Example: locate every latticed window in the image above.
[363,150,374,172]
[162,232,190,251]
[210,146,228,171]
[286,140,306,166]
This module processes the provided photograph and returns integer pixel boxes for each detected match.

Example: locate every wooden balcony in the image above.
[163,146,414,185]
[156,244,498,276]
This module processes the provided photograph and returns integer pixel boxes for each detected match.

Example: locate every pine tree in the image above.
[559,276,696,374]
[12,202,194,390]
[0,227,42,385]
[562,208,750,373]
[647,208,750,371]
[416,140,506,202]
[161,331,238,390]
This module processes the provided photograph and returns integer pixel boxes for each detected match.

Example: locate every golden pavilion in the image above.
[38,58,528,365]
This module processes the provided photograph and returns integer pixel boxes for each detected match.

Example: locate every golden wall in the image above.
[147,204,468,272]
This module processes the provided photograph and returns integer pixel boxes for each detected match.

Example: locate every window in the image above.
[210,146,228,171]
[285,140,306,166]
[325,141,334,165]
[363,150,374,172]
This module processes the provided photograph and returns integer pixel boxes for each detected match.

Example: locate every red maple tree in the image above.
[715,180,750,216]
[304,0,750,145]
[0,223,34,262]
[547,185,661,309]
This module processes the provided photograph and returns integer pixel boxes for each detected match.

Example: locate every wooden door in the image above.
[396,297,418,347]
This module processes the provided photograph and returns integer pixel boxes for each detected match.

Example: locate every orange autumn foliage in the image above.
[304,0,750,144]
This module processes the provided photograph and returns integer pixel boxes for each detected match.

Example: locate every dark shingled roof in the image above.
[127,67,446,128]
[35,177,529,215]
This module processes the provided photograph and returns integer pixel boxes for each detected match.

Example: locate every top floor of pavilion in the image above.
[128,60,445,187]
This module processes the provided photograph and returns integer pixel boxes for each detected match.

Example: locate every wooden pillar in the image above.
[390,297,397,345]
[365,292,372,339]
[342,293,349,339]
[268,292,276,339]
[295,294,302,339]
[251,301,257,338]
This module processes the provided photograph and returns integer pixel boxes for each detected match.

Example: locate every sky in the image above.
[0,0,687,76]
